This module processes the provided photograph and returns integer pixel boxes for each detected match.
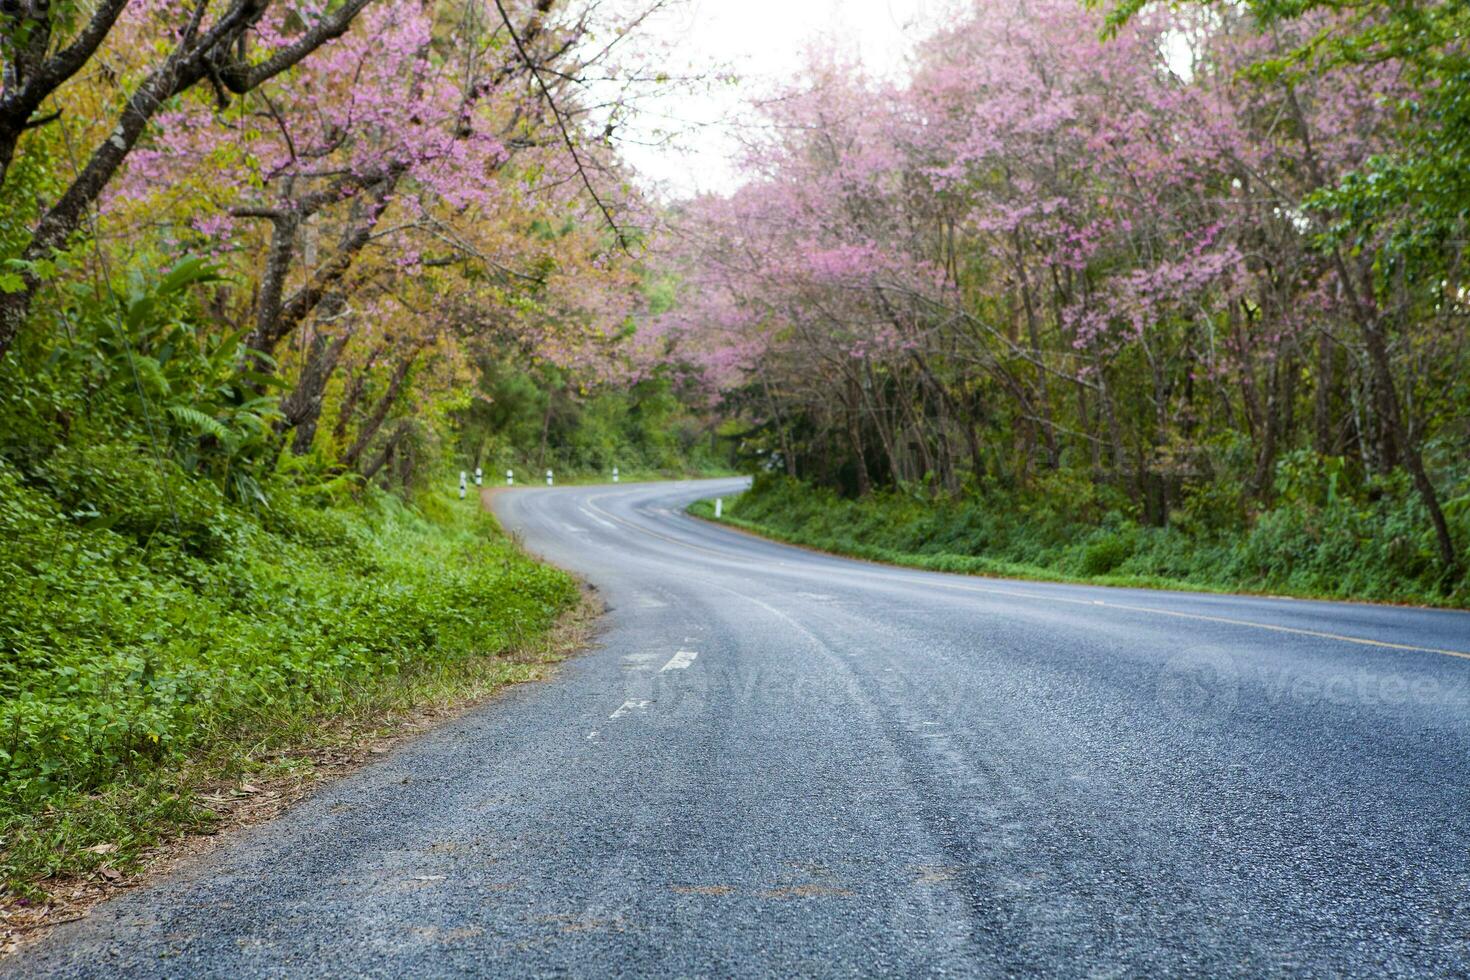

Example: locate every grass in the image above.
[688,498,1230,592]
[0,460,583,910]
[2,591,593,905]
[689,475,1470,609]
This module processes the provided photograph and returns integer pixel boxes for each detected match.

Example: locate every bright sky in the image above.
[605,0,945,199]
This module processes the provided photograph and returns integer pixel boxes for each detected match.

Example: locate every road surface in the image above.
[12,478,1470,977]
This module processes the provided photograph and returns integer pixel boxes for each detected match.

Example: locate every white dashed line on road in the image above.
[610,700,650,719]
[661,650,699,672]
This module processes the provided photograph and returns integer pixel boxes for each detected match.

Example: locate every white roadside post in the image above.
[474,467,483,487]
[612,466,619,484]
[546,469,554,487]
[459,472,467,500]
[506,470,514,486]
[715,497,723,518]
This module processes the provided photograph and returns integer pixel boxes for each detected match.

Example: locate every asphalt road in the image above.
[12,478,1470,977]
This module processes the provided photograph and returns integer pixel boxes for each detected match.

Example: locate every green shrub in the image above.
[1079,528,1136,575]
[0,458,576,828]
[715,465,1468,606]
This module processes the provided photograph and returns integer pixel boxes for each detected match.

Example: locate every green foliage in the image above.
[455,356,734,479]
[2,255,280,506]
[710,466,1469,606]
[0,126,66,263]
[1106,0,1470,293]
[0,254,580,891]
[0,462,576,881]
[1080,525,1137,575]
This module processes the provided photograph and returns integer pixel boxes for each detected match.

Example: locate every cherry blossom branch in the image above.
[491,0,629,250]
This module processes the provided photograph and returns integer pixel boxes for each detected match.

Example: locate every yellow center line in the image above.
[580,490,1470,664]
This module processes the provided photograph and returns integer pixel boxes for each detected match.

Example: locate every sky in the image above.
[600,0,947,199]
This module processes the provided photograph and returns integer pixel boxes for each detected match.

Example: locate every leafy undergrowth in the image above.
[691,474,1470,608]
[0,456,579,904]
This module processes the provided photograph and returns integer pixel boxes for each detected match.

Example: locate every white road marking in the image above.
[561,522,588,534]
[622,653,660,671]
[610,700,650,719]
[586,731,599,740]
[661,650,698,672]
[579,506,617,530]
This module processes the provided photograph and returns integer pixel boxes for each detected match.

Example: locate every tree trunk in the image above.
[1359,309,1459,576]
[1279,78,1458,575]
[361,423,407,481]
[280,323,352,455]
[844,377,871,497]
[536,387,555,471]
[1314,330,1334,455]
[343,345,422,470]
[1011,231,1059,469]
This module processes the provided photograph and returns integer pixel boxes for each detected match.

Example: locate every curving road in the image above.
[12,478,1470,977]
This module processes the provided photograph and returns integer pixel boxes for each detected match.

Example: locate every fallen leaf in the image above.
[237,784,262,795]
[82,844,118,856]
[98,867,122,883]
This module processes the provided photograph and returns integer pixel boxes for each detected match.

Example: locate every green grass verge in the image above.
[0,461,580,900]
[689,477,1470,608]
[687,498,1226,592]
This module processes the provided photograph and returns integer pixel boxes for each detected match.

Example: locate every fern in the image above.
[166,404,230,441]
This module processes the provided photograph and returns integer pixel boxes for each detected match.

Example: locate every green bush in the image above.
[0,455,576,833]
[715,465,1468,606]
[1079,528,1136,575]
[0,257,581,852]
